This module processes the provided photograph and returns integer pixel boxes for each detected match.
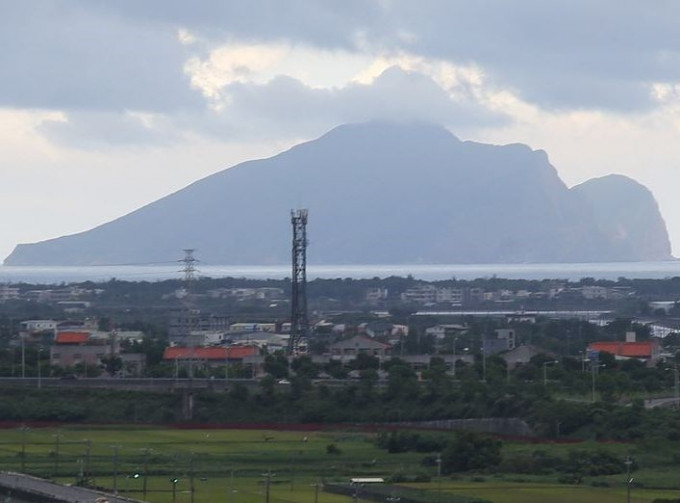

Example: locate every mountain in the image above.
[4,122,673,266]
[571,174,672,261]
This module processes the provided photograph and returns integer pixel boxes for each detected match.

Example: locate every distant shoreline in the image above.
[1,261,680,284]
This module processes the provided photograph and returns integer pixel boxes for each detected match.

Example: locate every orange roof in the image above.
[163,346,259,361]
[55,331,90,344]
[590,341,659,358]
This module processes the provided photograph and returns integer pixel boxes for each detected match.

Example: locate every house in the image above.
[588,340,662,365]
[483,329,516,355]
[0,285,20,302]
[365,287,388,304]
[50,328,145,375]
[588,332,662,365]
[50,337,118,368]
[425,324,466,340]
[221,332,289,352]
[329,335,392,360]
[502,345,545,369]
[19,319,58,344]
[400,285,463,305]
[400,354,474,372]
[505,313,537,324]
[54,331,91,345]
[163,345,260,367]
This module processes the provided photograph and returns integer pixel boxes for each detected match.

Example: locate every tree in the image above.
[263,352,289,379]
[440,431,502,474]
[100,356,123,376]
[290,355,319,379]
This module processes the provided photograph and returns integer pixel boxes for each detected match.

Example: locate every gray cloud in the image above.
[0,0,202,112]
[46,66,508,148]
[37,111,180,149]
[74,0,680,113]
[3,0,679,120]
[69,0,379,50]
[379,1,680,111]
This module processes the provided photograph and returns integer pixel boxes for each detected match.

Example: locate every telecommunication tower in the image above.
[289,209,309,353]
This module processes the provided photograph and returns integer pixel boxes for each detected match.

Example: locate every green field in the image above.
[0,426,678,503]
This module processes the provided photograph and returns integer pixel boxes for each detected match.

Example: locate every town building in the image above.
[400,285,463,306]
[588,332,662,366]
[328,335,392,361]
[425,324,466,340]
[483,328,516,355]
[162,345,260,370]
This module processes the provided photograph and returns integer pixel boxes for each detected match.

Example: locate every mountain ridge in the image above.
[4,121,673,266]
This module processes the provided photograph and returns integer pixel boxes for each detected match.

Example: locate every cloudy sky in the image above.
[2,0,680,262]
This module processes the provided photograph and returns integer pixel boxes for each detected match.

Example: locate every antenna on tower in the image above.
[289,209,309,354]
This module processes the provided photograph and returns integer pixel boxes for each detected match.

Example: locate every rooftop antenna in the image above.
[289,209,309,354]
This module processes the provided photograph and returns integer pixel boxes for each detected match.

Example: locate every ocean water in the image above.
[1,261,680,284]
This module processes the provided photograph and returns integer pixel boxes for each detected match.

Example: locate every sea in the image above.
[1,261,680,284]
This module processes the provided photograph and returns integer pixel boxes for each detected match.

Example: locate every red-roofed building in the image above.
[588,340,662,365]
[54,331,90,344]
[163,345,260,365]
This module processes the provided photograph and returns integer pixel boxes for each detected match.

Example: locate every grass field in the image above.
[0,426,678,503]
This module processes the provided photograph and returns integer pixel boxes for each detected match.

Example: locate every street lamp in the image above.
[591,363,605,402]
[436,453,442,502]
[261,469,274,503]
[111,445,120,494]
[543,360,558,386]
[37,347,42,389]
[625,457,633,503]
[664,363,679,409]
[170,477,179,503]
[21,335,25,379]
[19,425,28,473]
[226,342,232,383]
[53,433,61,477]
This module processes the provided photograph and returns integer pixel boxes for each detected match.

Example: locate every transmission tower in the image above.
[289,209,309,353]
[178,249,199,378]
[180,249,198,287]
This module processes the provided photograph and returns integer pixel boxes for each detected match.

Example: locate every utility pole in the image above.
[674,363,679,409]
[142,448,149,500]
[21,335,25,379]
[591,362,596,402]
[543,360,557,386]
[262,469,273,503]
[437,453,442,502]
[37,347,42,389]
[190,453,195,503]
[84,439,92,486]
[289,209,309,354]
[111,445,120,494]
[625,457,633,503]
[20,425,27,473]
[53,433,61,477]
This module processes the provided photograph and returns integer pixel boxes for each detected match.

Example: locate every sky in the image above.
[2,0,680,262]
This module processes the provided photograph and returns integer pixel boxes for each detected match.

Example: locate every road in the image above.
[0,471,143,503]
[0,377,261,392]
